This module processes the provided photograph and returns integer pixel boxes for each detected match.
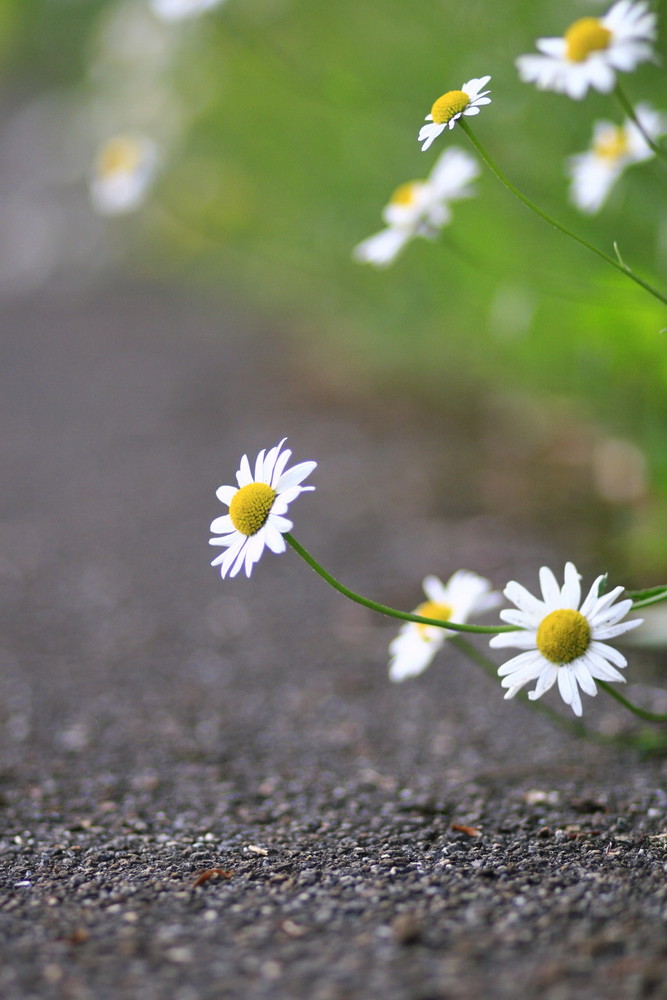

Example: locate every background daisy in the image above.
[568,103,667,213]
[354,147,479,267]
[516,1,657,99]
[389,570,500,682]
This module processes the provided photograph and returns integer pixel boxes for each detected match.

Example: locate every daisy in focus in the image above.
[149,0,227,21]
[354,147,480,268]
[568,103,667,213]
[515,1,657,100]
[418,76,492,152]
[210,440,316,579]
[90,133,161,215]
[389,571,501,682]
[489,562,643,717]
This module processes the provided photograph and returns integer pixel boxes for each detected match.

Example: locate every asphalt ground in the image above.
[1,281,667,1000]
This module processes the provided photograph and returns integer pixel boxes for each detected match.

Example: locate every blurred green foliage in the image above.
[3,0,667,563]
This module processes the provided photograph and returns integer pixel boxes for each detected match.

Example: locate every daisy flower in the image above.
[354,147,479,267]
[489,562,643,717]
[516,1,657,100]
[389,571,501,682]
[149,0,227,22]
[209,439,316,579]
[90,133,160,215]
[418,76,491,152]
[568,103,667,213]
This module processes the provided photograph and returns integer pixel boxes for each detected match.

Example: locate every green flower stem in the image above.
[614,84,667,166]
[597,680,667,723]
[285,533,517,634]
[459,120,667,307]
[630,588,667,610]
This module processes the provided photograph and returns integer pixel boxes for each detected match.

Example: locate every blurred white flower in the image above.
[490,562,642,717]
[568,103,667,213]
[516,1,657,99]
[388,571,501,682]
[418,76,491,152]
[149,0,228,22]
[354,147,479,268]
[89,134,161,215]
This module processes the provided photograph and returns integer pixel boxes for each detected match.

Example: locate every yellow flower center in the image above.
[229,482,277,536]
[564,18,612,63]
[97,137,142,178]
[415,600,454,637]
[430,90,470,125]
[593,125,630,162]
[390,181,421,207]
[536,609,591,664]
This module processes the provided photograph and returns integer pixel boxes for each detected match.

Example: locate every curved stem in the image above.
[285,533,517,634]
[597,680,667,723]
[614,84,667,166]
[459,120,667,307]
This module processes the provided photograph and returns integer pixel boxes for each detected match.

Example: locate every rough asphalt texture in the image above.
[1,282,667,1000]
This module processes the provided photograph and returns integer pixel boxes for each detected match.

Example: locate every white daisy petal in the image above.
[276,461,318,492]
[504,580,546,619]
[262,438,286,484]
[253,449,267,482]
[498,609,538,629]
[264,522,287,554]
[584,649,627,683]
[529,663,558,699]
[593,617,643,640]
[267,513,293,533]
[589,640,628,668]
[561,561,582,609]
[150,0,227,22]
[497,649,544,677]
[539,566,561,605]
[215,485,237,506]
[573,660,598,697]
[237,454,253,487]
[490,630,537,650]
[209,514,234,535]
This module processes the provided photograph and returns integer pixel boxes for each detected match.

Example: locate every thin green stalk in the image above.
[285,533,517,634]
[459,120,667,307]
[614,83,667,166]
[597,680,667,723]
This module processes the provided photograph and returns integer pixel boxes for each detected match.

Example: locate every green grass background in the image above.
[3,0,667,566]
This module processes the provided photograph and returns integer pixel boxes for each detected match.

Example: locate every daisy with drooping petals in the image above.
[149,0,227,22]
[490,562,643,717]
[389,571,501,682]
[418,76,492,152]
[210,440,316,579]
[354,147,480,267]
[516,1,657,100]
[568,103,667,213]
[90,133,161,215]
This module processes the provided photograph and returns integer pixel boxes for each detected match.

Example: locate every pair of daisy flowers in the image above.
[403,2,661,221]
[209,441,643,718]
[418,1,657,143]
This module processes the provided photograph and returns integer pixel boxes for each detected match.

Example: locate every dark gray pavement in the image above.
[1,281,667,1000]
